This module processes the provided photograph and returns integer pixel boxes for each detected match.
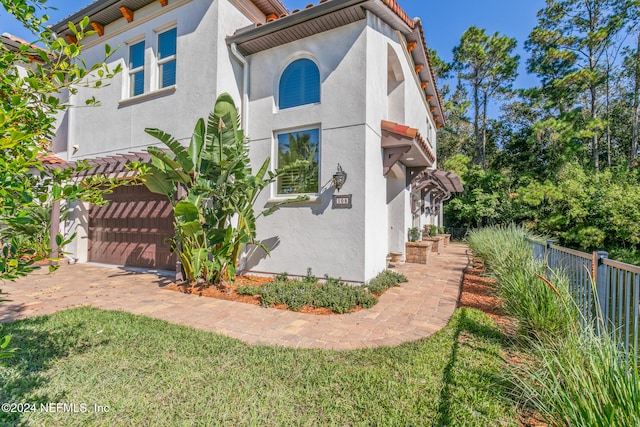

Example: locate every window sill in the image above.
[119,85,177,107]
[266,195,322,206]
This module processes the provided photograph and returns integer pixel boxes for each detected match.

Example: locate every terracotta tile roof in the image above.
[381,120,418,139]
[38,153,67,165]
[415,132,436,163]
[380,0,414,29]
[381,120,435,163]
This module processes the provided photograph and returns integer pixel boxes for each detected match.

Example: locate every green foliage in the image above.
[133,94,306,284]
[515,329,640,427]
[0,0,122,280]
[237,269,406,313]
[0,290,14,361]
[0,203,70,261]
[466,225,577,338]
[0,332,15,360]
[470,228,640,426]
[452,26,519,168]
[237,272,377,314]
[407,227,421,242]
[525,0,631,169]
[517,163,640,256]
[365,269,407,296]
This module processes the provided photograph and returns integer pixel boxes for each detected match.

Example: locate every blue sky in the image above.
[1,0,545,91]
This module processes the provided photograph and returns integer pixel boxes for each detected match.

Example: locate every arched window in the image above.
[279,59,320,109]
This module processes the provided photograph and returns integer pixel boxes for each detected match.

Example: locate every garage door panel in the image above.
[88,185,176,270]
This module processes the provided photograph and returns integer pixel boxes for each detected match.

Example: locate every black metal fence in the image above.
[528,238,640,363]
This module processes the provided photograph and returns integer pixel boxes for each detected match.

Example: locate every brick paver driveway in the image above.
[0,244,469,350]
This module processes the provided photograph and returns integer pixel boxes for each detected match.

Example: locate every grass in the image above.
[0,307,517,426]
[514,329,640,427]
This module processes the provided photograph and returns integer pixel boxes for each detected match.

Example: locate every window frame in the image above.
[277,57,321,110]
[274,126,321,197]
[156,26,177,90]
[128,38,145,97]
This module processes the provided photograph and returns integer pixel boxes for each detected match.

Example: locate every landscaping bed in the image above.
[163,269,408,315]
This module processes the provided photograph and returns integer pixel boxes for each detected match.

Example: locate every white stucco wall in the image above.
[243,21,370,282]
[362,12,432,271]
[63,0,254,160]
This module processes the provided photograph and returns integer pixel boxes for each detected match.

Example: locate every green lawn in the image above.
[0,307,517,426]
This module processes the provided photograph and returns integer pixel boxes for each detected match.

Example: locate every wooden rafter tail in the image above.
[91,22,104,36]
[120,6,134,23]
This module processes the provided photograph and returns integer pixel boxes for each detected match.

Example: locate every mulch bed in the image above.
[163,275,336,315]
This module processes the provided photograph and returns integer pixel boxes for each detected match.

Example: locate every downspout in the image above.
[230,43,249,132]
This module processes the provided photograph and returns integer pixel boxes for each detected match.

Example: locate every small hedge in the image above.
[237,269,408,314]
[365,269,408,295]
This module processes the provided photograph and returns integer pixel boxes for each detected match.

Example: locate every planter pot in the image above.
[441,234,451,246]
[405,241,433,264]
[389,252,403,264]
[422,236,443,253]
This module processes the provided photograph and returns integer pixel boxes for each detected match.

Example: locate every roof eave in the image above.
[51,0,122,34]
[227,0,367,47]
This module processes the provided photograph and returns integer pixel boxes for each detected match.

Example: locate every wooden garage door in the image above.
[88,185,176,270]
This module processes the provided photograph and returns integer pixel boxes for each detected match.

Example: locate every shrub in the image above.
[366,270,408,296]
[237,269,406,313]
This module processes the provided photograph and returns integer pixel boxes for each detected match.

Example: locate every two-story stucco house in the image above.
[46,0,461,283]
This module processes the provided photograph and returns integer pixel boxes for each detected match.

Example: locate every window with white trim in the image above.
[276,128,320,195]
[129,40,145,97]
[278,59,320,109]
[157,27,177,89]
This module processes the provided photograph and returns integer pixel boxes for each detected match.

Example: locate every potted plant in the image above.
[408,227,421,242]
[422,225,431,240]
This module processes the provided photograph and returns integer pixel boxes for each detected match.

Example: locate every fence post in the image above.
[595,251,609,334]
[546,240,553,269]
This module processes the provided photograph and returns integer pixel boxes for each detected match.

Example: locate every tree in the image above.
[526,0,630,169]
[1,0,121,280]
[452,26,519,169]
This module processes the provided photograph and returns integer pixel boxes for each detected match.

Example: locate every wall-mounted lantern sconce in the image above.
[425,206,432,215]
[332,163,347,191]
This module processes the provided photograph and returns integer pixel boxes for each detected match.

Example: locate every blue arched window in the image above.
[279,59,320,109]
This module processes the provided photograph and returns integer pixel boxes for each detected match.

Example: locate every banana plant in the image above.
[132,93,306,284]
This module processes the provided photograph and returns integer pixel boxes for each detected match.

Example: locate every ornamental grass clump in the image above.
[514,327,640,427]
[466,225,577,339]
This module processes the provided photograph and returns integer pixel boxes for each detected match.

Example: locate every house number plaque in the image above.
[332,194,352,209]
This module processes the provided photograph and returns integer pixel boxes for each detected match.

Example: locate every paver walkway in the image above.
[0,244,470,350]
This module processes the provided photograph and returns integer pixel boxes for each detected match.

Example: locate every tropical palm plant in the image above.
[132,93,306,284]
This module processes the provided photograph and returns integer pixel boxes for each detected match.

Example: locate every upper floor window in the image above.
[279,59,320,109]
[129,40,145,97]
[157,28,177,88]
